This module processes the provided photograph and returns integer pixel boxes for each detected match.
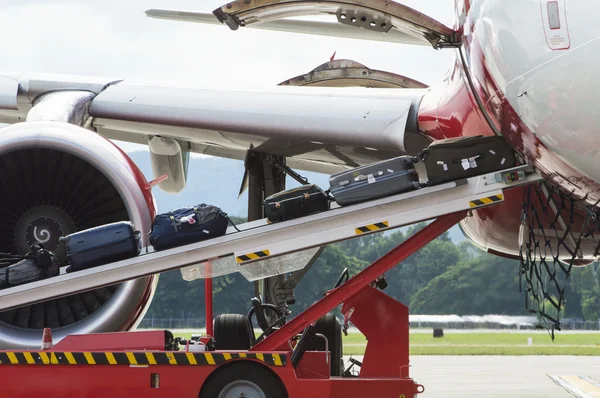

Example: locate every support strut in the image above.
[251,211,467,352]
[245,150,289,312]
[205,277,213,336]
[205,260,214,336]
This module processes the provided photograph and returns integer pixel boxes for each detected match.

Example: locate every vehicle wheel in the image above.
[306,313,343,376]
[200,362,287,398]
[213,314,253,350]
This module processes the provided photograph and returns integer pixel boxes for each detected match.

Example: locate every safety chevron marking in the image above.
[355,221,390,235]
[0,351,287,367]
[235,250,271,263]
[469,194,504,208]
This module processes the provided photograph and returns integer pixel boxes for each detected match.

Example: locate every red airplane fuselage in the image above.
[418,0,600,260]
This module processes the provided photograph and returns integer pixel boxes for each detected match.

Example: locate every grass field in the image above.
[345,332,600,355]
[347,332,600,355]
[173,331,600,356]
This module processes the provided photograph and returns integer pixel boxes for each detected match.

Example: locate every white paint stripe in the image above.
[582,377,600,389]
[548,375,595,398]
[561,376,600,397]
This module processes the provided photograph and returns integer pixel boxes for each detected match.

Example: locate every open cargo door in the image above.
[146,0,459,48]
[213,0,459,48]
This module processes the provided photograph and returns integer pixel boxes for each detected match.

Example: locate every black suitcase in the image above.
[149,204,230,251]
[0,244,59,288]
[419,135,517,185]
[61,221,142,273]
[264,184,331,223]
[329,156,420,206]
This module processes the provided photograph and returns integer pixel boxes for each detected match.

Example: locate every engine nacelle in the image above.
[0,121,157,349]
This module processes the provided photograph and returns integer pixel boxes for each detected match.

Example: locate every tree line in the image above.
[144,220,600,324]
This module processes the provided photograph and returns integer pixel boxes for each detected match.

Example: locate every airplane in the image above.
[0,0,597,349]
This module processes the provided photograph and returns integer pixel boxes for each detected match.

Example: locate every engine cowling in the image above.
[0,121,157,349]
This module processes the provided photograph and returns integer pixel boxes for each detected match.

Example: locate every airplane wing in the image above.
[146,0,460,49]
[0,58,430,190]
[0,0,453,192]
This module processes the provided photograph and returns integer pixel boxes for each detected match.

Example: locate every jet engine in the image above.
[0,121,157,349]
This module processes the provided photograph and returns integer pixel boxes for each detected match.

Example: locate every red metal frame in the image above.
[205,259,213,337]
[341,285,411,378]
[205,277,213,337]
[251,211,466,352]
[0,212,466,398]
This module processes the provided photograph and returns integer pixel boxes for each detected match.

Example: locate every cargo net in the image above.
[519,182,600,339]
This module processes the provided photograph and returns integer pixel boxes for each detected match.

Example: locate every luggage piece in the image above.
[263,184,330,223]
[0,245,59,288]
[61,221,142,273]
[419,135,517,185]
[329,156,420,206]
[149,204,229,251]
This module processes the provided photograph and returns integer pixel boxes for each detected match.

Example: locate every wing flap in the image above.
[89,83,424,153]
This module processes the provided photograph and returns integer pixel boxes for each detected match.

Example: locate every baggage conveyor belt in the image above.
[0,165,542,312]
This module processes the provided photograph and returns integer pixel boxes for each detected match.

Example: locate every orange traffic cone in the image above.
[41,328,53,350]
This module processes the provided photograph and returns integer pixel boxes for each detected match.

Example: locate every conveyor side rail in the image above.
[0,165,541,312]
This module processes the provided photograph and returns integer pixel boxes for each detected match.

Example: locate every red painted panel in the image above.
[0,365,212,398]
[295,351,329,379]
[342,286,410,379]
[418,59,495,141]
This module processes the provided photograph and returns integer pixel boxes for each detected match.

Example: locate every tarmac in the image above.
[344,355,600,397]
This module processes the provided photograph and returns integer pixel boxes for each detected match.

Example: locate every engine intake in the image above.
[0,121,156,349]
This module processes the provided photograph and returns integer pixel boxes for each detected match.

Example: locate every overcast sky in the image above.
[0,0,456,151]
[1,0,455,85]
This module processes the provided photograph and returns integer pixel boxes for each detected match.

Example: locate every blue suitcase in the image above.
[60,221,142,273]
[149,204,230,251]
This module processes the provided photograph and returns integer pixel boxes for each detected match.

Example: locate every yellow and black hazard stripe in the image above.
[355,221,389,235]
[0,351,287,367]
[469,194,504,208]
[236,250,270,263]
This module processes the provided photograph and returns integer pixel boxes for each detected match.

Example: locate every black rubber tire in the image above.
[200,362,287,398]
[306,313,343,376]
[213,314,253,350]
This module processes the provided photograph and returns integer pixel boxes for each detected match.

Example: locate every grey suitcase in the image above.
[0,257,59,288]
[0,244,60,288]
[329,156,420,206]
